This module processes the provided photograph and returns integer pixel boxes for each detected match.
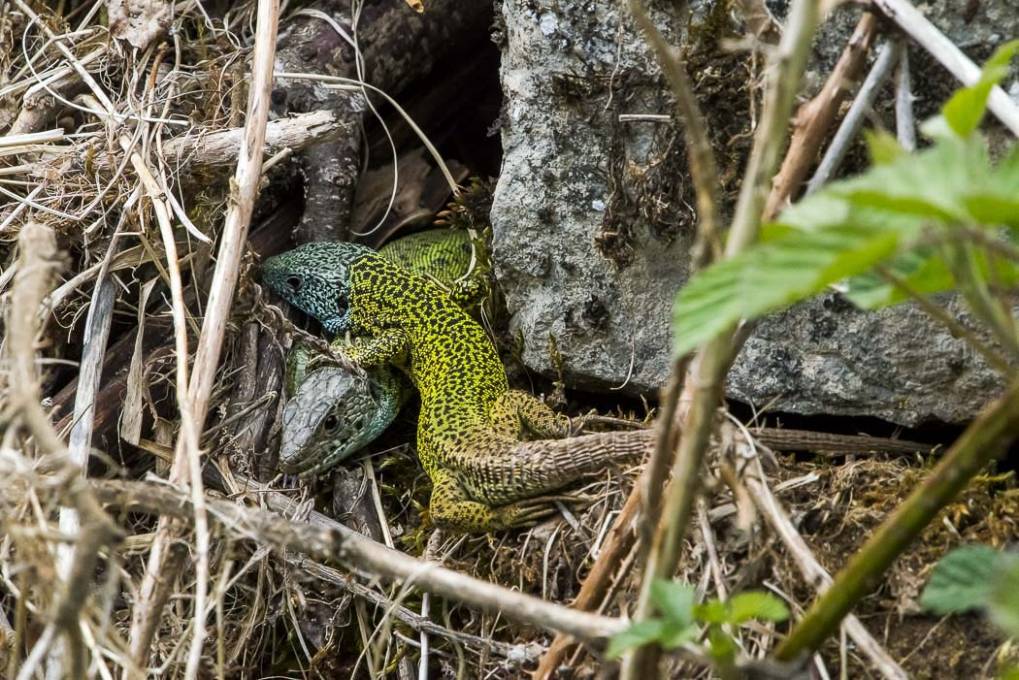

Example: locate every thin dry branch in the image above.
[292,558,542,662]
[806,40,901,194]
[155,110,352,168]
[764,12,879,219]
[7,221,66,457]
[87,479,626,643]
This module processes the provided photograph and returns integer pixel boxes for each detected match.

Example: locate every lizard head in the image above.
[261,242,374,333]
[279,366,398,476]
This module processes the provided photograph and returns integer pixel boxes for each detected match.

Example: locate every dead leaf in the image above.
[107,0,170,50]
[120,278,156,445]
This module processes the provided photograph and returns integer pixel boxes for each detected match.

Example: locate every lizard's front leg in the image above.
[339,329,408,368]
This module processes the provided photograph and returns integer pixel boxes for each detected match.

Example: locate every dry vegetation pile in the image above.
[0,1,1017,678]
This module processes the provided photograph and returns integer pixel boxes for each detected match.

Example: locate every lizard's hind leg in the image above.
[487,390,571,440]
[430,473,559,532]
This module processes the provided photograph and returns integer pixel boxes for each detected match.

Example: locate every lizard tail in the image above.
[457,429,653,506]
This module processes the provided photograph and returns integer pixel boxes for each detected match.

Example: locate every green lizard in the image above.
[263,237,654,532]
[279,227,489,476]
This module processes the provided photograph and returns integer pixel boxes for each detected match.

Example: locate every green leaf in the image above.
[605,619,668,659]
[962,146,1019,228]
[659,620,699,648]
[694,599,728,625]
[673,219,914,356]
[832,137,990,224]
[942,40,1019,137]
[988,554,1019,638]
[865,128,906,165]
[844,250,956,309]
[920,545,1002,614]
[651,580,696,626]
[727,591,791,624]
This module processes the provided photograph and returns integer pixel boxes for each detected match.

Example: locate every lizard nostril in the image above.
[285,275,302,292]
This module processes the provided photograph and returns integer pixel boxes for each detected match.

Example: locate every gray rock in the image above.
[492,0,1013,425]
[493,0,694,394]
[727,294,1002,426]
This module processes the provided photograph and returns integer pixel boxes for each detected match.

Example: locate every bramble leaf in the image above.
[920,545,1000,614]
[605,620,669,659]
[651,579,696,627]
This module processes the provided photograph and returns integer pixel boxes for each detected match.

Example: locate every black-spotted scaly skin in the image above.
[263,242,648,533]
[377,228,491,311]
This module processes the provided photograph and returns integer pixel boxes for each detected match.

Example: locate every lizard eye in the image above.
[285,275,302,293]
[323,414,339,431]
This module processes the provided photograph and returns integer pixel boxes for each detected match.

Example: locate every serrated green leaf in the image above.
[920,545,1002,614]
[865,128,905,165]
[962,145,1019,228]
[673,221,915,356]
[727,591,791,624]
[831,137,990,223]
[605,619,668,659]
[943,40,1019,137]
[650,579,696,626]
[988,554,1019,638]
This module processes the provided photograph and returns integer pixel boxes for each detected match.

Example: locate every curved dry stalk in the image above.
[126,0,281,671]
[6,222,123,680]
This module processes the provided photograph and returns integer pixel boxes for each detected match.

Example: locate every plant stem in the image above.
[774,375,1019,661]
[620,0,821,675]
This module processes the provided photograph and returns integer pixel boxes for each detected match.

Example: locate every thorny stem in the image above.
[537,2,726,670]
[629,0,723,582]
[620,0,821,675]
[775,375,1019,661]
